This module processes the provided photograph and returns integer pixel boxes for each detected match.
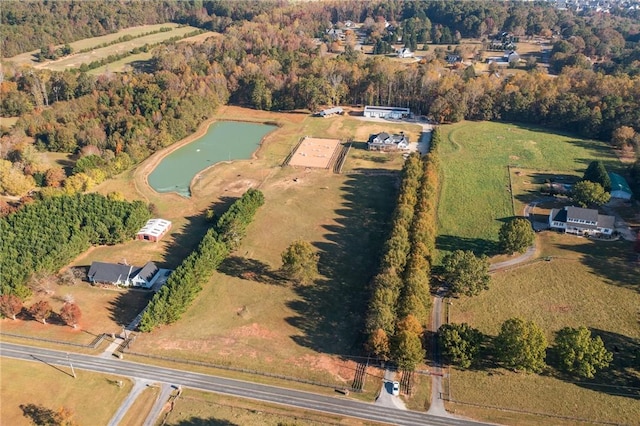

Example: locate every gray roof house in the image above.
[88,261,159,288]
[548,206,615,236]
[367,132,410,151]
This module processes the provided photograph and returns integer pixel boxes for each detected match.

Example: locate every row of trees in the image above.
[139,189,264,332]
[1,193,151,298]
[0,294,82,328]
[365,130,441,370]
[439,320,613,379]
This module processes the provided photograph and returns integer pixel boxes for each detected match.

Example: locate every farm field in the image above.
[0,357,132,426]
[447,234,640,425]
[5,23,182,65]
[436,121,619,257]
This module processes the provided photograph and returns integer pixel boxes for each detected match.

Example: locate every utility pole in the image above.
[67,353,76,379]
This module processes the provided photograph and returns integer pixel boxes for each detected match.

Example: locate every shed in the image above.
[608,172,632,200]
[136,218,172,242]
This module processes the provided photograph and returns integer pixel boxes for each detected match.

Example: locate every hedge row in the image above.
[138,189,264,332]
[364,129,442,369]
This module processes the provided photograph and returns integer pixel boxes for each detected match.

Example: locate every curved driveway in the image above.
[1,342,492,426]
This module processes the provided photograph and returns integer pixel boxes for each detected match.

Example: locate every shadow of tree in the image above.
[285,172,398,356]
[160,197,238,269]
[20,404,61,425]
[556,240,640,293]
[218,256,285,285]
[547,329,640,400]
[168,417,238,426]
[436,234,500,257]
[107,290,154,327]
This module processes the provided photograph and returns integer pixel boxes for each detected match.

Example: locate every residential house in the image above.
[397,48,413,58]
[368,132,410,151]
[608,172,633,200]
[88,261,159,288]
[548,206,615,236]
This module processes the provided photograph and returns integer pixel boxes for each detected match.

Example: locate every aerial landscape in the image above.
[1,1,639,425]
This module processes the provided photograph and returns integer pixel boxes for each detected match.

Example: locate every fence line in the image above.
[0,331,107,349]
[119,348,362,393]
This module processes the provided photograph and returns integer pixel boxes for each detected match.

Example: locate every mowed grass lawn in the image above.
[0,358,131,426]
[447,233,640,425]
[436,121,618,257]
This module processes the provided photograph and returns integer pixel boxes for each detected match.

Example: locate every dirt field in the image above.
[287,136,342,168]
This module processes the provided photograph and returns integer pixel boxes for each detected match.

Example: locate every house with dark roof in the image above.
[548,206,615,236]
[368,132,409,151]
[87,261,159,288]
[608,172,632,200]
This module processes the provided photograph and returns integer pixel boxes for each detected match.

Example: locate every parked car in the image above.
[392,381,400,396]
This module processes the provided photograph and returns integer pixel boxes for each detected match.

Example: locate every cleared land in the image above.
[436,121,618,257]
[436,121,639,424]
[5,23,181,65]
[287,136,342,168]
[447,234,640,425]
[0,358,132,426]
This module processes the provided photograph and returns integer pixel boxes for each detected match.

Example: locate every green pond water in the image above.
[148,121,276,197]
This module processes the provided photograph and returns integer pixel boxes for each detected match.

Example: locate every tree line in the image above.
[364,129,441,370]
[439,320,613,380]
[0,193,151,298]
[139,189,264,332]
[0,294,82,328]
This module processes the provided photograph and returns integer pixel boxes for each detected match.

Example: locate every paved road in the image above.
[1,342,493,426]
[427,290,454,418]
[108,378,152,426]
[374,369,407,410]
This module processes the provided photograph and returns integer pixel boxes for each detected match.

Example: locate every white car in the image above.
[392,381,400,396]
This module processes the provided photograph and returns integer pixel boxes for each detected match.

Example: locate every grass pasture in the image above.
[0,358,131,426]
[436,121,619,257]
[447,234,640,425]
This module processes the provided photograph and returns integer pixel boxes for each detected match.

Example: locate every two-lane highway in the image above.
[1,342,490,426]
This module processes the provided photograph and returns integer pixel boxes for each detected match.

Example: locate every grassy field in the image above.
[164,390,383,425]
[447,237,640,424]
[436,121,619,257]
[0,358,131,425]
[5,23,181,64]
[119,385,158,426]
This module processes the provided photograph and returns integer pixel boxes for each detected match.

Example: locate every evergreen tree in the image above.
[583,161,611,192]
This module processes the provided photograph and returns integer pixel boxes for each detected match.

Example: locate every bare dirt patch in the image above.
[287,136,342,169]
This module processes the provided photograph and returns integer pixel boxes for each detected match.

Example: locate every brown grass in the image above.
[118,385,159,426]
[0,358,132,426]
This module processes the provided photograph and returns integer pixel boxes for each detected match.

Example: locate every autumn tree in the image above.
[495,317,547,373]
[582,161,611,192]
[572,180,611,207]
[367,328,391,360]
[393,330,425,370]
[439,323,484,368]
[611,126,637,149]
[499,217,535,255]
[0,294,23,320]
[59,302,82,328]
[280,240,319,285]
[555,326,613,379]
[29,300,52,324]
[441,250,490,297]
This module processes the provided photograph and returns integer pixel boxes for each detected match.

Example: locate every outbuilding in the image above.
[608,172,633,200]
[363,106,411,119]
[136,218,172,242]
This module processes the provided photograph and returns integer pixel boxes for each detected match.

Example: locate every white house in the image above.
[367,132,409,151]
[363,106,411,119]
[548,206,615,236]
[317,106,344,117]
[87,261,159,288]
[397,48,413,58]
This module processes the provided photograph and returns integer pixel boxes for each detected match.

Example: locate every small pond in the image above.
[148,121,276,197]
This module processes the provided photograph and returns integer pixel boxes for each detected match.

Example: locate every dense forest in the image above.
[1,0,639,200]
[0,193,151,298]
